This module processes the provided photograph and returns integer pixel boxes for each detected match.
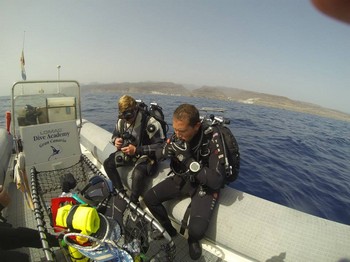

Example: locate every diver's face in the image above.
[119,108,136,123]
[173,117,200,142]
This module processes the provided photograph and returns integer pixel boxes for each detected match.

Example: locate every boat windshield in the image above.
[11,80,82,137]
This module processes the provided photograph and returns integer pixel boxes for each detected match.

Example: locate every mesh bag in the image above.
[31,154,176,262]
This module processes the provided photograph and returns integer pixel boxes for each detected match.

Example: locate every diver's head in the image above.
[172,103,201,142]
[118,95,137,122]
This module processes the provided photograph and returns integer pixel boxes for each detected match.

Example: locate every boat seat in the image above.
[17,106,48,126]
[37,107,48,124]
[17,108,27,126]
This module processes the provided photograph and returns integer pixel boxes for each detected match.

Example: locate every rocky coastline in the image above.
[82,82,350,122]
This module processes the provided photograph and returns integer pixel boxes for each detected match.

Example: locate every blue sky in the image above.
[1,1,350,113]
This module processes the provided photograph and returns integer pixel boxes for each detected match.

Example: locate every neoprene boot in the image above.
[188,237,202,260]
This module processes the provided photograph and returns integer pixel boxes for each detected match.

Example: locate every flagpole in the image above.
[22,31,26,51]
[21,31,27,81]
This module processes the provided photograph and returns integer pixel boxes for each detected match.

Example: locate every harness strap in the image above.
[139,112,148,146]
[180,202,191,235]
[66,204,80,231]
[217,126,230,175]
[96,193,112,214]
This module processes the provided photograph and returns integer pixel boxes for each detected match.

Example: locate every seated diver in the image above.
[144,103,228,260]
[103,95,165,204]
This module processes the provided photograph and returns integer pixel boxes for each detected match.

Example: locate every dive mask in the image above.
[119,108,136,120]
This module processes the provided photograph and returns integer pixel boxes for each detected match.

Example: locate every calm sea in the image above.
[1,92,350,225]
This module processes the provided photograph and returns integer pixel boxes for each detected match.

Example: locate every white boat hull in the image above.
[79,119,350,262]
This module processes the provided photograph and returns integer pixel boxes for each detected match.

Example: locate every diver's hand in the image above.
[155,139,191,160]
[155,140,174,160]
[115,138,123,150]
[157,139,191,160]
[157,140,199,174]
[121,144,136,156]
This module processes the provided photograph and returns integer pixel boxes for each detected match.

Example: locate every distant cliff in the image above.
[83,82,190,96]
[82,82,350,122]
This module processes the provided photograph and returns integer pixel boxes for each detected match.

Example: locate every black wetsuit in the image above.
[0,223,59,261]
[144,126,226,242]
[103,111,165,203]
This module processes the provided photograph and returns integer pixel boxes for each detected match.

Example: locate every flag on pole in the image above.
[20,50,26,80]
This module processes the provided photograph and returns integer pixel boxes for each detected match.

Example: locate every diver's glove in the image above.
[155,139,189,160]
[155,141,171,160]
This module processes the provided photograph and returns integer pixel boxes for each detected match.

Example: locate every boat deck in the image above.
[4,180,46,261]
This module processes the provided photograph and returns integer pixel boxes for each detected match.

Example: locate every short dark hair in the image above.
[173,104,200,127]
